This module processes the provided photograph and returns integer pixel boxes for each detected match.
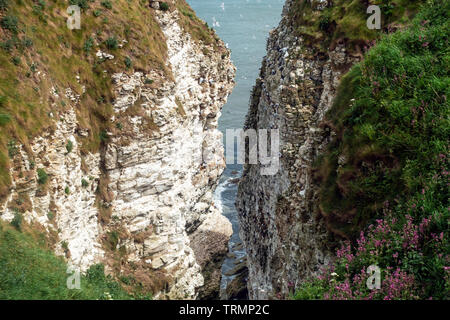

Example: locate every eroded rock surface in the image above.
[1,7,235,300]
[236,0,359,299]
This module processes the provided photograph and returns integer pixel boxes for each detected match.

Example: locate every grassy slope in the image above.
[316,0,449,239]
[0,220,141,299]
[288,0,422,54]
[0,0,167,198]
[294,0,449,299]
[0,0,221,200]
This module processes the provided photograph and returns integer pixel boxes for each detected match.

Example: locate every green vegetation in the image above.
[316,0,449,240]
[37,168,48,185]
[81,178,89,188]
[175,0,223,49]
[160,2,169,11]
[66,140,73,153]
[99,130,109,142]
[0,96,10,126]
[106,230,119,251]
[0,0,8,11]
[295,0,449,300]
[0,0,179,199]
[70,0,90,10]
[10,211,23,231]
[11,56,20,66]
[289,0,422,53]
[101,1,112,10]
[0,0,224,300]
[7,140,17,158]
[93,9,102,17]
[105,36,118,50]
[83,37,94,54]
[0,221,135,299]
[0,113,11,125]
[47,211,54,220]
[124,56,132,69]
[0,15,19,33]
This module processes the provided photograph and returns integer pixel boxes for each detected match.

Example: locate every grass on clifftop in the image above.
[0,0,223,202]
[293,0,449,300]
[289,0,422,53]
[175,0,223,51]
[0,0,171,199]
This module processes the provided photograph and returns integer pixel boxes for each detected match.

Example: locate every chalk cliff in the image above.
[236,0,360,299]
[0,1,234,299]
[237,0,447,301]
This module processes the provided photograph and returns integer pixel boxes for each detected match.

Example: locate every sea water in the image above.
[187,0,285,298]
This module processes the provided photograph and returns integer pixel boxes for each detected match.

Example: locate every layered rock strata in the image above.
[1,6,235,299]
[236,0,359,299]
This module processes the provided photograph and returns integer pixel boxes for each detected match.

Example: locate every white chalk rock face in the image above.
[1,7,235,299]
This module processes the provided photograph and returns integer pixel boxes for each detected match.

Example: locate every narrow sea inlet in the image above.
[188,0,285,298]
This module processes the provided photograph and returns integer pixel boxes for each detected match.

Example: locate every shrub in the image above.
[159,2,169,11]
[83,37,94,54]
[30,63,37,73]
[106,231,119,250]
[93,9,102,17]
[69,0,89,10]
[124,56,132,69]
[37,168,48,185]
[0,0,8,11]
[64,186,70,195]
[61,241,69,253]
[22,38,33,48]
[7,140,17,158]
[295,201,448,300]
[119,275,135,286]
[81,179,89,188]
[11,56,20,66]
[0,15,19,34]
[318,13,331,31]
[101,1,112,9]
[66,140,73,153]
[32,0,45,15]
[10,211,22,231]
[0,39,14,52]
[99,130,109,142]
[105,36,118,50]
